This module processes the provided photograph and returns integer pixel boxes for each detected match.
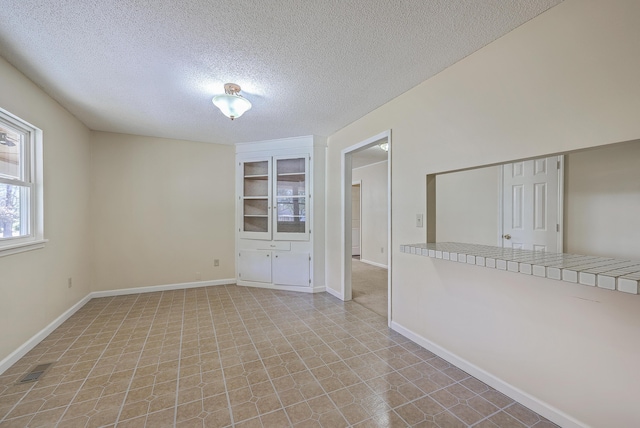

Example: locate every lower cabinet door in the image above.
[238,250,272,283]
[272,252,310,286]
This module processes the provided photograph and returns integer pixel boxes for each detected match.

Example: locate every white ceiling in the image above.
[0,0,561,145]
[352,142,388,169]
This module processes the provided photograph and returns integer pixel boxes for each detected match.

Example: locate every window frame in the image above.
[0,107,45,257]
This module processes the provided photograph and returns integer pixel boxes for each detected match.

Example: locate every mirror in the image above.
[429,139,640,261]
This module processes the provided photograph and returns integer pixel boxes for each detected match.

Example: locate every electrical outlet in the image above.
[381,247,384,253]
[195,272,201,280]
[214,259,220,267]
[67,277,72,288]
[416,213,424,228]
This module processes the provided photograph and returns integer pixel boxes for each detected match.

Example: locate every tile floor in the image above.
[0,285,557,427]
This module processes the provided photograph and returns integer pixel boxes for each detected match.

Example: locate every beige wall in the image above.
[436,166,500,246]
[0,57,92,362]
[565,140,640,260]
[352,161,388,266]
[90,132,235,291]
[325,1,640,426]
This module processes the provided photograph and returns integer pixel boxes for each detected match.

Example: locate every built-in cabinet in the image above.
[236,136,325,292]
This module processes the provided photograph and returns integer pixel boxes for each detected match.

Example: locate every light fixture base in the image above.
[224,83,242,95]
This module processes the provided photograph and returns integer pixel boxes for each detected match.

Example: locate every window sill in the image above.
[400,242,640,295]
[0,239,48,258]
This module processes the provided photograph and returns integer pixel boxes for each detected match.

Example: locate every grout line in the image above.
[0,297,119,425]
[113,292,163,426]
[220,284,294,427]
[172,289,187,427]
[205,285,236,427]
[55,294,144,425]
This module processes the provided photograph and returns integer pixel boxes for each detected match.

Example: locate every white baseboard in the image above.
[0,294,92,375]
[0,278,235,376]
[324,286,343,300]
[91,278,236,298]
[236,280,324,294]
[390,321,586,428]
[358,258,388,269]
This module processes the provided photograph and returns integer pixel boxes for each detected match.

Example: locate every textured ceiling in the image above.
[0,0,561,145]
[352,141,389,169]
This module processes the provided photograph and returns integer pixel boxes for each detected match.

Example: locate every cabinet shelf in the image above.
[244,214,268,218]
[243,196,268,200]
[244,174,269,179]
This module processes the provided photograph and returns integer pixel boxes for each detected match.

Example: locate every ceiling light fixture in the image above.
[212,83,252,120]
[379,142,389,152]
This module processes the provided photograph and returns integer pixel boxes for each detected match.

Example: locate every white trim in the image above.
[386,134,392,326]
[358,258,388,269]
[325,286,343,300]
[0,293,92,375]
[351,180,362,257]
[341,130,391,305]
[0,107,45,255]
[556,155,565,253]
[0,239,48,258]
[235,135,327,154]
[0,278,235,375]
[390,321,587,428]
[91,278,235,298]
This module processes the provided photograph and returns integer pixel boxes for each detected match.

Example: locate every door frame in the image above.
[341,130,392,324]
[498,155,564,252]
[351,181,362,257]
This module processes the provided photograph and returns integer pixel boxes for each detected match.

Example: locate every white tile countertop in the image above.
[400,242,640,295]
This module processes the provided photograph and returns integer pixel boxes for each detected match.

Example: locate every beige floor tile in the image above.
[0,285,557,428]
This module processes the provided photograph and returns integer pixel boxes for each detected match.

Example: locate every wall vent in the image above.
[17,363,54,384]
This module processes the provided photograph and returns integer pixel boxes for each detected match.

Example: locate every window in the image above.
[0,107,44,256]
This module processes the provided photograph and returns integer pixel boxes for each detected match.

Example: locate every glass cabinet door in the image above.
[240,159,271,239]
[274,156,309,240]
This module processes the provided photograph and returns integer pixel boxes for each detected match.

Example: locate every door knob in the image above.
[503,234,511,240]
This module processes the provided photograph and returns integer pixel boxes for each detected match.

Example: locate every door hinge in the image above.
[309,229,311,234]
[309,279,311,284]
[556,224,560,232]
[309,255,311,261]
[239,273,241,277]
[239,252,241,257]
[557,160,560,170]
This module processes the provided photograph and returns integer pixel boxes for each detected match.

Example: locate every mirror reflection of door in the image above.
[352,183,361,257]
[502,156,563,252]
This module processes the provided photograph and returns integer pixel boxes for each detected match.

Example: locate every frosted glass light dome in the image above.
[212,83,252,120]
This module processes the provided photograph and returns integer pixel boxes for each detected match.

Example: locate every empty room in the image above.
[1,1,640,427]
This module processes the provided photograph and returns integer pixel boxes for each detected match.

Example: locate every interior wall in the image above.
[90,132,235,291]
[564,140,640,260]
[352,161,388,266]
[0,56,92,363]
[436,166,499,246]
[325,1,640,426]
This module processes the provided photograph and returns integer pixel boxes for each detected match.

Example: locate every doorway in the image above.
[341,130,391,323]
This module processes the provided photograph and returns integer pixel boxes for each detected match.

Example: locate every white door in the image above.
[238,250,272,283]
[273,252,310,286]
[502,156,563,252]
[351,184,361,256]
